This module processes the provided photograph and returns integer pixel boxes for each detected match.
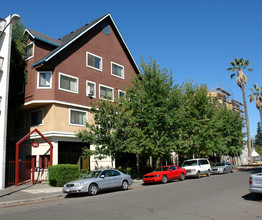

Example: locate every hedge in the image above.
[48,164,80,187]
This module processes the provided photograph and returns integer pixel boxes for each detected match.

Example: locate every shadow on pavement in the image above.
[0,184,34,199]
[242,192,262,202]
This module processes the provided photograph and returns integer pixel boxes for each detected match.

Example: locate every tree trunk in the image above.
[260,109,262,126]
[242,88,252,163]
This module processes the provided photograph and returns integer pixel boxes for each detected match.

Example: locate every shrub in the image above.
[48,164,80,187]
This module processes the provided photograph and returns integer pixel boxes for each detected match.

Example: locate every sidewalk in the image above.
[0,180,143,207]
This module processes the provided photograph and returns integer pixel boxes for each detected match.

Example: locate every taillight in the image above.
[249,177,252,185]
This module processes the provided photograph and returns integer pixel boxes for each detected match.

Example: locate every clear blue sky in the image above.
[1,0,261,138]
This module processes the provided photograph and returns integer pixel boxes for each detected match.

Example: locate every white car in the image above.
[182,158,211,178]
[249,172,262,196]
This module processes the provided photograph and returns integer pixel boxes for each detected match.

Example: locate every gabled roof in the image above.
[25,28,61,47]
[27,13,139,73]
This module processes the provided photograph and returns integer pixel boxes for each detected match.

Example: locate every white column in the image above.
[0,14,19,189]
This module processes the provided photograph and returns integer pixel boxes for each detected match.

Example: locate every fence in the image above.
[7,159,49,186]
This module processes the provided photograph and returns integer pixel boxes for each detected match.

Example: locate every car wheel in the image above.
[161,175,168,184]
[231,168,234,173]
[223,169,226,174]
[196,171,200,178]
[88,184,98,196]
[207,170,211,177]
[180,173,185,181]
[121,180,129,190]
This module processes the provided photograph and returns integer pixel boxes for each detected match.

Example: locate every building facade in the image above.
[11,13,139,172]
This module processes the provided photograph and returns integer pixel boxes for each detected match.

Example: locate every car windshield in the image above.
[182,160,197,167]
[155,167,169,171]
[82,171,101,179]
[214,162,225,166]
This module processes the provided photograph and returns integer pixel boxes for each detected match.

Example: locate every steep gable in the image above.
[29,13,139,74]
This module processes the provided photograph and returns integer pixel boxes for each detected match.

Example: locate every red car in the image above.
[143,165,187,184]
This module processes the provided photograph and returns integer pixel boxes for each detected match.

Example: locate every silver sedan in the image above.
[211,162,234,174]
[62,169,133,195]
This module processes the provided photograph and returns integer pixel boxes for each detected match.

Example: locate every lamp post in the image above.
[0,14,20,189]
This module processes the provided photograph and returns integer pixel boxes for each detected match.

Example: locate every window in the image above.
[86,81,96,98]
[111,62,124,79]
[25,42,34,60]
[31,109,43,126]
[86,52,102,71]
[118,90,126,98]
[38,71,52,89]
[69,109,87,126]
[99,85,114,101]
[39,155,50,169]
[59,73,78,93]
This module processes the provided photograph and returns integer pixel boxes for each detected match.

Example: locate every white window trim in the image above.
[59,72,79,94]
[86,80,96,98]
[69,108,88,127]
[118,90,126,98]
[26,42,34,60]
[37,71,52,89]
[99,84,114,102]
[86,51,103,72]
[111,61,124,79]
[30,108,44,127]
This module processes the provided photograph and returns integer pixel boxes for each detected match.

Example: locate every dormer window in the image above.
[25,42,34,60]
[86,52,102,71]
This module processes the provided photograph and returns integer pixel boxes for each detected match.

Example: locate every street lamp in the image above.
[0,14,20,38]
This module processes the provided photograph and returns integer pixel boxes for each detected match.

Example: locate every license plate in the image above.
[66,188,70,192]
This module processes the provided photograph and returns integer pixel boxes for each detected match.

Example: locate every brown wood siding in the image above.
[25,20,138,107]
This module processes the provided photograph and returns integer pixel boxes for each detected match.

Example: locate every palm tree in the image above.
[249,84,262,125]
[227,58,253,163]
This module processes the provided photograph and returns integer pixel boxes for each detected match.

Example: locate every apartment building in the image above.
[12,13,139,171]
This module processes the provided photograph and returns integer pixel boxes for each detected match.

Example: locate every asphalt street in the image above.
[0,170,261,220]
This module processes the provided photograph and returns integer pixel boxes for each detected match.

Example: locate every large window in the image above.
[99,85,114,101]
[38,71,52,89]
[69,109,87,126]
[86,52,102,71]
[25,42,34,60]
[111,62,124,79]
[31,109,43,126]
[86,81,96,98]
[59,72,78,93]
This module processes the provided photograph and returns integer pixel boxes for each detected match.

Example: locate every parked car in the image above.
[143,165,187,184]
[211,162,234,174]
[181,158,211,178]
[62,169,133,196]
[249,172,262,196]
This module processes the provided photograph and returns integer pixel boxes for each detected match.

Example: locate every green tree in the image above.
[249,84,262,125]
[227,58,253,162]
[125,57,178,166]
[178,81,217,158]
[77,99,132,164]
[254,122,262,155]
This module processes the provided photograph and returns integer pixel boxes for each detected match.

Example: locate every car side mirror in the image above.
[100,175,105,178]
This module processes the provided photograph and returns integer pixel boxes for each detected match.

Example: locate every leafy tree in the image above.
[227,58,253,162]
[249,84,262,125]
[178,81,217,158]
[77,99,132,163]
[254,122,262,155]
[124,57,178,166]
